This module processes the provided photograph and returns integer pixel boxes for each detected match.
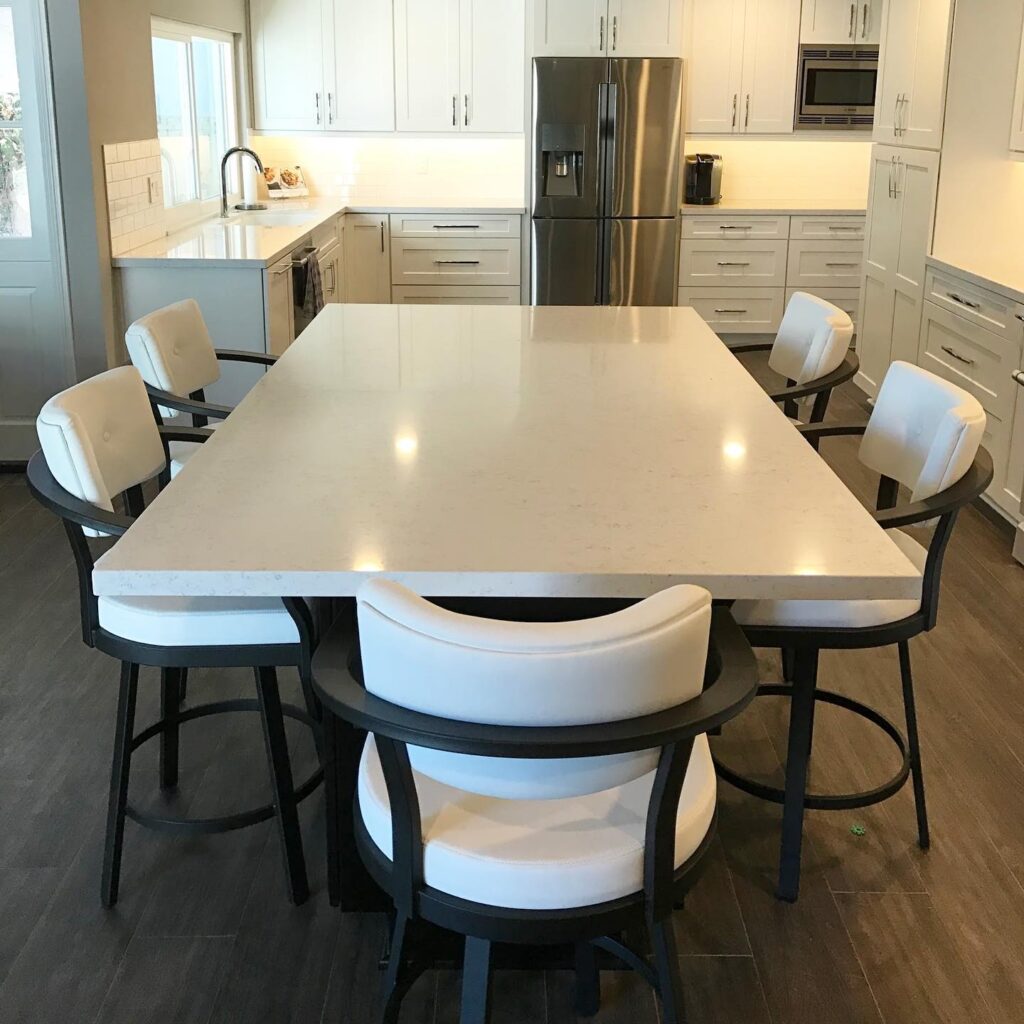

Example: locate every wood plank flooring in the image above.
[1,382,1023,1024]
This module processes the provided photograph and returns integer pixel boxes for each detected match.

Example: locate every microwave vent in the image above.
[797,113,874,130]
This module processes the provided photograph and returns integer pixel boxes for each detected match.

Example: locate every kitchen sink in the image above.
[223,210,317,227]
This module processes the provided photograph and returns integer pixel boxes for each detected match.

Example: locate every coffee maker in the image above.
[684,154,723,206]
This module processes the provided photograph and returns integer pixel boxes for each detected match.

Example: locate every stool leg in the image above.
[777,648,818,903]
[574,941,600,1017]
[381,914,424,1024]
[159,667,181,790]
[651,919,686,1024]
[102,661,138,907]
[460,937,491,1024]
[255,666,309,905]
[898,640,930,850]
[178,668,188,705]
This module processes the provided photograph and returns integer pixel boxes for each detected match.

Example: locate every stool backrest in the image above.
[125,299,221,397]
[860,361,986,502]
[36,367,165,536]
[356,579,712,800]
[769,291,853,385]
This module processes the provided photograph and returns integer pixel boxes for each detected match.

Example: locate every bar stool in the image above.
[312,580,757,1024]
[729,291,857,423]
[125,298,276,476]
[27,366,320,906]
[718,360,992,902]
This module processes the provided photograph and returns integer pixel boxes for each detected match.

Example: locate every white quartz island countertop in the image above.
[112,197,527,269]
[93,304,921,602]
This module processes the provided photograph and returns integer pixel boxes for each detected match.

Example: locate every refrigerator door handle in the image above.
[603,81,618,220]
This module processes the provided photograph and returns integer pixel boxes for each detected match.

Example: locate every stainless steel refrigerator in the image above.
[531,57,684,307]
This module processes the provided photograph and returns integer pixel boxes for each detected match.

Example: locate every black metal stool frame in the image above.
[313,607,758,1024]
[713,424,993,903]
[26,446,323,908]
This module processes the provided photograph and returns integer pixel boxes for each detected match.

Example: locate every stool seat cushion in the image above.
[97,593,299,647]
[732,529,927,630]
[358,732,716,911]
[168,420,222,478]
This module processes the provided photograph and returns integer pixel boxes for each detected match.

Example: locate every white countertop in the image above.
[93,304,920,601]
[112,197,527,269]
[926,253,1024,307]
[682,200,866,216]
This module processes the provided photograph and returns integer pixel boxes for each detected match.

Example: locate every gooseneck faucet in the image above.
[220,146,265,218]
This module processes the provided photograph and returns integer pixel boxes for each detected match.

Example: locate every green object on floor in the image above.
[850,824,867,837]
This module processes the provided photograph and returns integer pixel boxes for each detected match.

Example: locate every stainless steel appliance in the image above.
[684,154,723,206]
[531,57,683,306]
[796,44,878,130]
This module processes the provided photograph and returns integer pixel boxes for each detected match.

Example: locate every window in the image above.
[0,5,30,238]
[151,19,238,226]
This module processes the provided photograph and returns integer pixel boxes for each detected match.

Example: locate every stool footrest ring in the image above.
[712,684,910,812]
[124,697,323,836]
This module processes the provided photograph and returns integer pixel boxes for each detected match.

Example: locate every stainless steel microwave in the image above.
[796,44,879,130]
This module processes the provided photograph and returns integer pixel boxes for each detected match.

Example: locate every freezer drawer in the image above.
[679,287,786,334]
[391,237,520,286]
[531,218,600,305]
[608,218,679,306]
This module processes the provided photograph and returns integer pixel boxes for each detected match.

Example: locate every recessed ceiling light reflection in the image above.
[722,440,747,461]
[394,434,418,459]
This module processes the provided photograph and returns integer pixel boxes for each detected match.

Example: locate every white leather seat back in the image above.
[356,579,712,800]
[859,361,986,502]
[768,291,854,385]
[36,367,166,536]
[125,299,221,397]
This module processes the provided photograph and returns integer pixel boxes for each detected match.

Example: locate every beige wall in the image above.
[77,0,246,364]
[932,0,1024,288]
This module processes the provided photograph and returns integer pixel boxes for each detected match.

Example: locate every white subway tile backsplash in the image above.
[103,137,166,256]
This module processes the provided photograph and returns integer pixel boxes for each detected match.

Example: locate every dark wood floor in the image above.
[2,383,1023,1024]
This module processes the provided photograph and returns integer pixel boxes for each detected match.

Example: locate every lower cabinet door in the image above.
[391,285,522,304]
[320,243,342,304]
[678,287,785,334]
[265,256,295,356]
[343,214,391,302]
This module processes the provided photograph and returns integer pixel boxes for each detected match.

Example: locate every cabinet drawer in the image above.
[390,237,521,286]
[681,215,789,240]
[925,268,1019,340]
[679,240,788,288]
[679,287,786,335]
[786,287,861,332]
[389,213,521,238]
[789,215,865,240]
[311,215,341,253]
[392,285,522,305]
[918,301,1021,421]
[786,241,863,288]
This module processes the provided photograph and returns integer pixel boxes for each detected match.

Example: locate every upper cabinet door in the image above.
[858,1,880,43]
[740,0,800,134]
[460,0,525,131]
[250,0,325,130]
[533,0,607,57]
[395,0,461,131]
[800,0,879,44]
[326,0,395,130]
[873,0,953,149]
[686,0,745,133]
[607,0,683,57]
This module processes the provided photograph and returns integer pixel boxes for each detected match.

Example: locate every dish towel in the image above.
[303,255,325,320]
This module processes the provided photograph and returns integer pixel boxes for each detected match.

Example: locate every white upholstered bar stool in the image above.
[125,298,275,477]
[312,580,758,1024]
[27,366,320,907]
[719,361,991,902]
[729,291,857,423]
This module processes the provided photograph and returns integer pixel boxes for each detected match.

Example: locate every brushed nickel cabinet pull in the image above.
[599,15,605,51]
[827,225,861,231]
[1012,369,1024,386]
[464,94,469,127]
[434,224,479,229]
[612,15,617,51]
[862,2,869,38]
[714,308,749,314]
[379,221,385,252]
[717,261,751,267]
[433,259,481,265]
[452,96,457,127]
[849,3,856,38]
[941,344,975,366]
[745,93,750,129]
[732,94,737,129]
[948,292,981,310]
[328,92,334,125]
[719,225,753,230]
[315,91,321,125]
[825,262,860,267]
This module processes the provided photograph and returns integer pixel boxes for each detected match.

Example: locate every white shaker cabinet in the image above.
[250,0,325,131]
[343,214,392,303]
[251,0,395,132]
[533,0,682,58]
[266,255,296,357]
[1011,19,1024,152]
[856,145,940,395]
[395,0,524,133]
[873,0,954,150]
[687,0,799,135]
[800,0,880,45]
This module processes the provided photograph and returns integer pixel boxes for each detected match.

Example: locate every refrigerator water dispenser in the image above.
[540,124,585,198]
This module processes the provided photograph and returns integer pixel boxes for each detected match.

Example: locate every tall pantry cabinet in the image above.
[855,0,953,398]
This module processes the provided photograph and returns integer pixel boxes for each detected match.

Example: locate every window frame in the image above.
[151,17,240,232]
